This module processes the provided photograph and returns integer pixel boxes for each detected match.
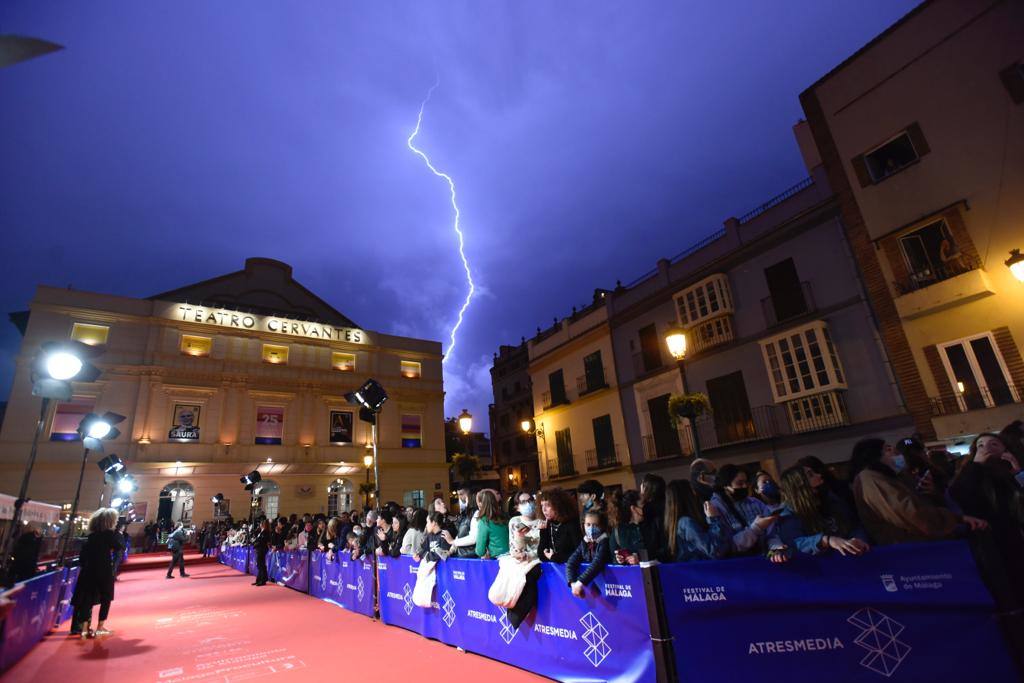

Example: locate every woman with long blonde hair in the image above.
[70,507,123,638]
[776,466,868,558]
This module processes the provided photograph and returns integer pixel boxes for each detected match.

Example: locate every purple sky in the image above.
[0,2,918,432]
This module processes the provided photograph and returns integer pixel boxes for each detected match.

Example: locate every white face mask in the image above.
[518,502,535,517]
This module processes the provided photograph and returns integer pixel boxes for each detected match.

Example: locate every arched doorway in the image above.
[327,479,353,516]
[159,480,195,528]
[258,480,280,519]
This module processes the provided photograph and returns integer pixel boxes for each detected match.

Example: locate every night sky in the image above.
[0,2,918,431]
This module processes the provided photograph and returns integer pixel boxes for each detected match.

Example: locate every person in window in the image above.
[538,488,581,563]
[664,480,730,562]
[850,438,987,545]
[70,508,123,638]
[776,466,869,558]
[401,508,428,556]
[608,490,646,564]
[474,490,510,559]
[949,433,1024,603]
[566,510,611,597]
[709,465,783,558]
[753,471,781,508]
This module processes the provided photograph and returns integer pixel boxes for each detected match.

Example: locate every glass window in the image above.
[939,333,1017,410]
[262,344,288,365]
[403,490,425,508]
[181,335,212,357]
[673,274,733,327]
[401,361,422,379]
[865,132,919,181]
[71,323,109,346]
[401,414,422,448]
[760,322,846,402]
[332,352,355,372]
[50,397,94,441]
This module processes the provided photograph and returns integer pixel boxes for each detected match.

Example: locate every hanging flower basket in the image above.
[668,392,710,427]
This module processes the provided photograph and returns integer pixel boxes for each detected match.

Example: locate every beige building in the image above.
[528,291,636,493]
[0,258,447,526]
[800,0,1024,447]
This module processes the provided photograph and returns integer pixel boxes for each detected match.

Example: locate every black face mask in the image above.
[692,480,714,501]
[730,487,749,501]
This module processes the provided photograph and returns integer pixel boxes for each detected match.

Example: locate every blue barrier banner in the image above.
[378,555,657,683]
[309,552,376,617]
[55,566,79,625]
[220,545,249,574]
[267,549,309,592]
[267,549,285,583]
[0,570,63,671]
[660,540,1018,682]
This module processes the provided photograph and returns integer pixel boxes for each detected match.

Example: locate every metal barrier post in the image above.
[640,561,677,683]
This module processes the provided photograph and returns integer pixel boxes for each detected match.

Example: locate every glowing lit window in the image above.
[401,361,422,379]
[70,323,109,346]
[181,335,212,357]
[262,344,289,365]
[401,414,422,448]
[50,397,94,441]
[332,352,355,372]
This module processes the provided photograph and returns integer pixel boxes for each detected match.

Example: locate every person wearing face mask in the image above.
[710,465,785,559]
[442,487,480,558]
[608,490,647,564]
[576,480,605,519]
[566,510,612,597]
[851,438,988,545]
[689,458,717,503]
[489,491,543,629]
[753,471,782,508]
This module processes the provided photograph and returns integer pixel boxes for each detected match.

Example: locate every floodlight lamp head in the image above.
[352,379,387,413]
[96,454,124,475]
[117,476,135,494]
[212,492,224,504]
[241,470,262,487]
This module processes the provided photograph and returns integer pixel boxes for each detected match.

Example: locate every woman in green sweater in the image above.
[475,489,510,558]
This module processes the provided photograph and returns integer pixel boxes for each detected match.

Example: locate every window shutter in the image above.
[998,63,1024,104]
[992,327,1024,388]
[906,122,930,157]
[850,154,872,188]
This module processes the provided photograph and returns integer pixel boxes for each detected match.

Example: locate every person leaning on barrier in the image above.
[385,511,408,558]
[850,438,988,545]
[443,488,480,557]
[401,508,428,555]
[664,480,730,562]
[753,471,782,507]
[566,509,612,597]
[689,458,718,503]
[709,465,784,560]
[608,490,646,565]
[538,488,581,563]
[474,490,510,559]
[776,466,869,559]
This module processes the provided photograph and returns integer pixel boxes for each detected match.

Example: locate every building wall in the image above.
[0,279,448,525]
[802,0,1024,444]
[489,342,539,495]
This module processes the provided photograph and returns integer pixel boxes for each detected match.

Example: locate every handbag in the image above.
[412,559,437,607]
[487,555,528,608]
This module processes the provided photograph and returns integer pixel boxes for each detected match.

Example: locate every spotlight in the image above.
[116,476,135,494]
[77,412,125,450]
[110,496,126,508]
[31,341,103,400]
[212,492,224,504]
[346,379,388,413]
[240,470,262,487]
[96,454,124,476]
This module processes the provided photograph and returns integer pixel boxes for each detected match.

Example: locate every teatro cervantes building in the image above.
[0,258,448,526]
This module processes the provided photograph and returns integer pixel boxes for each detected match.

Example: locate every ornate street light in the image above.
[664,325,702,459]
[1006,249,1024,283]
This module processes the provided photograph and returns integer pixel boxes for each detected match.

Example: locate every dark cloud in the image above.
[0,1,918,430]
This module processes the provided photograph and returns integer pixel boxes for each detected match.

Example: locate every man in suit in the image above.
[165,523,190,579]
[252,518,270,586]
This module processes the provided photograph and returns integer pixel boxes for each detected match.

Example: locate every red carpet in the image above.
[119,551,214,572]
[4,561,547,683]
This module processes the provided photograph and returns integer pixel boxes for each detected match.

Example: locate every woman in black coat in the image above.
[71,508,123,638]
[538,488,583,563]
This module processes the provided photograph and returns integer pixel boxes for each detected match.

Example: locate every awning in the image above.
[0,494,62,525]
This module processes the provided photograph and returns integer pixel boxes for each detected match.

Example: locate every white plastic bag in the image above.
[412,559,437,607]
[488,555,528,608]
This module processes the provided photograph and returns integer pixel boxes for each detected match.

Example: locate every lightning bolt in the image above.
[407,77,474,365]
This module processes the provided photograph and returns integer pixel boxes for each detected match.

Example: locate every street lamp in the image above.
[665,325,702,459]
[520,419,532,433]
[1006,249,1024,283]
[458,409,473,435]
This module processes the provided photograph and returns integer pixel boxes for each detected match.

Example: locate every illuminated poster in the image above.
[50,398,94,441]
[329,410,353,444]
[256,406,284,445]
[168,404,201,441]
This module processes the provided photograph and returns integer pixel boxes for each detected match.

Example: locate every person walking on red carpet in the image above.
[165,523,190,579]
[70,508,123,638]
[252,518,270,586]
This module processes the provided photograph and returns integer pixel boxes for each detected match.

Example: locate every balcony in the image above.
[642,424,695,461]
[931,384,1023,440]
[893,260,994,320]
[544,455,577,480]
[694,405,783,449]
[761,282,816,328]
[541,391,570,411]
[687,315,735,354]
[585,444,622,471]
[576,369,609,396]
[784,391,850,433]
[931,384,1022,417]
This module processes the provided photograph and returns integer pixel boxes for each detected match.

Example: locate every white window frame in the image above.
[673,274,733,327]
[760,321,846,403]
[937,332,1020,410]
[786,391,848,433]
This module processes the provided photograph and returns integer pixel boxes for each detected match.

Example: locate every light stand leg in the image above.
[371,418,380,511]
[0,398,51,584]
[59,447,92,565]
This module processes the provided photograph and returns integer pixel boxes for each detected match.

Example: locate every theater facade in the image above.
[0,258,448,526]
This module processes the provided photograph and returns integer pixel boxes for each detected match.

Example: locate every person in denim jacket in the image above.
[665,480,731,562]
[710,464,786,561]
[776,465,870,559]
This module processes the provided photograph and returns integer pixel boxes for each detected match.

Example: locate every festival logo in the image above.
[580,612,612,667]
[441,590,456,627]
[848,607,911,677]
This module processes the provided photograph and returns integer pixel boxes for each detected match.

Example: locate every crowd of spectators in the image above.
[208,420,1024,636]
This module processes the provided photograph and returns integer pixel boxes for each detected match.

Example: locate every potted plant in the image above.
[667,392,710,427]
